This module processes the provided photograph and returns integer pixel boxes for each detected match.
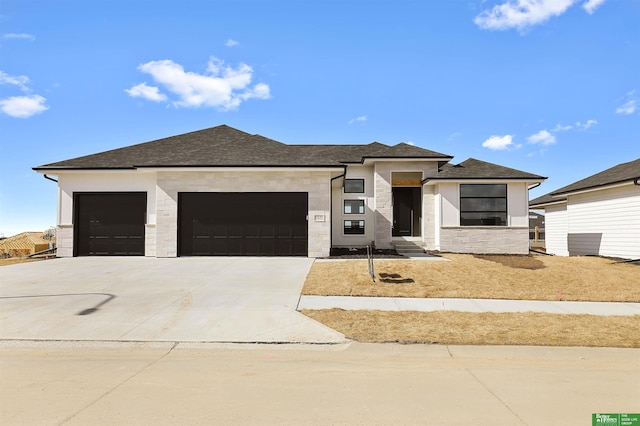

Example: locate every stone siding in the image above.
[155,170,332,258]
[55,225,74,257]
[439,227,529,254]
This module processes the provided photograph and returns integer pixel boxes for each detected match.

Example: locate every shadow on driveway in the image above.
[0,257,345,344]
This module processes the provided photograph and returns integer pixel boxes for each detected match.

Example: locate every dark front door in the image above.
[178,192,308,256]
[392,187,421,237]
[74,193,146,256]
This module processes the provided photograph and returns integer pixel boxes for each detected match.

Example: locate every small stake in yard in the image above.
[367,245,376,283]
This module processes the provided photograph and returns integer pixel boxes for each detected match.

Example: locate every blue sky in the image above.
[1,0,639,237]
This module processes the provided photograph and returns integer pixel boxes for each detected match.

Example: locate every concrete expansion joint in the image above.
[56,341,179,426]
[465,368,529,425]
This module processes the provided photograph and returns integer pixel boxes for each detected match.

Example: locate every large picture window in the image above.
[460,184,507,226]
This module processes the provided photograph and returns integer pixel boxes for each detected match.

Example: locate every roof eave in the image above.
[551,178,640,197]
[361,156,453,165]
[529,199,567,208]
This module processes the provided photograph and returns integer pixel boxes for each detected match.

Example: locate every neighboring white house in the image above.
[34,125,545,258]
[530,158,640,259]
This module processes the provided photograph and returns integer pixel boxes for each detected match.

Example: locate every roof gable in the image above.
[529,158,640,207]
[549,158,640,196]
[429,158,545,180]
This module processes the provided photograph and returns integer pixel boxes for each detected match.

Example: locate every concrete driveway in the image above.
[0,257,345,344]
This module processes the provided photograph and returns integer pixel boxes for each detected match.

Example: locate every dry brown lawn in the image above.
[303,309,640,348]
[303,254,640,302]
[0,258,45,267]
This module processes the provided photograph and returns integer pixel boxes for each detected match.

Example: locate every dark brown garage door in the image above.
[178,192,308,256]
[74,193,146,256]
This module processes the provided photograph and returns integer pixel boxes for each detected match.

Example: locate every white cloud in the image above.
[3,33,36,41]
[527,129,556,145]
[576,119,598,129]
[127,56,271,111]
[482,134,515,150]
[447,131,462,141]
[0,70,49,118]
[125,83,167,102]
[0,71,31,92]
[348,115,367,124]
[0,95,48,118]
[616,91,637,116]
[552,123,573,132]
[616,100,637,115]
[225,39,239,47]
[474,0,576,31]
[474,0,606,31]
[583,0,606,14]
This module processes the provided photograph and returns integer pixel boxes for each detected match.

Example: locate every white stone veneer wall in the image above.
[55,225,73,257]
[155,170,333,258]
[439,227,529,254]
[374,161,439,249]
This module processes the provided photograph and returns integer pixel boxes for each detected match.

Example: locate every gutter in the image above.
[528,182,541,191]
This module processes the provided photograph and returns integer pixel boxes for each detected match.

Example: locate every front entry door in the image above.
[392,187,421,237]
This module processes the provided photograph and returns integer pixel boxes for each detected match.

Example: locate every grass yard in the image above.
[302,309,640,348]
[303,254,640,302]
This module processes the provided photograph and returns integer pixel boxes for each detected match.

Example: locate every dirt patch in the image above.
[304,254,640,302]
[302,309,640,348]
[0,258,46,267]
[473,254,545,270]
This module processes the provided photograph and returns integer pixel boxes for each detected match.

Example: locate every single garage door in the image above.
[178,192,308,256]
[74,193,146,256]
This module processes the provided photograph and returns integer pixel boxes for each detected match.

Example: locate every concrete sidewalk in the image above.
[298,295,640,315]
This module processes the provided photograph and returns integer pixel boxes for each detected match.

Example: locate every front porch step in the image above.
[392,241,426,255]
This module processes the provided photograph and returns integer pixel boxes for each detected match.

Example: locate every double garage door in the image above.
[73,192,308,256]
[179,192,308,256]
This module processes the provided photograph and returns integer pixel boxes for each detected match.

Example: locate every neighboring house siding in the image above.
[155,170,333,258]
[566,184,640,259]
[543,203,568,256]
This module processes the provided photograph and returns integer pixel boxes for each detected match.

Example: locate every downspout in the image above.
[329,168,347,255]
[634,178,640,186]
[44,174,58,183]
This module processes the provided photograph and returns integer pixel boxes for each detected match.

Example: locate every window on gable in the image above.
[344,200,365,214]
[344,179,364,193]
[344,220,365,234]
[460,184,507,226]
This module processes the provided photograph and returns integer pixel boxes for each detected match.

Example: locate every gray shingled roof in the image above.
[33,125,452,170]
[529,193,566,207]
[426,158,545,180]
[529,158,640,207]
